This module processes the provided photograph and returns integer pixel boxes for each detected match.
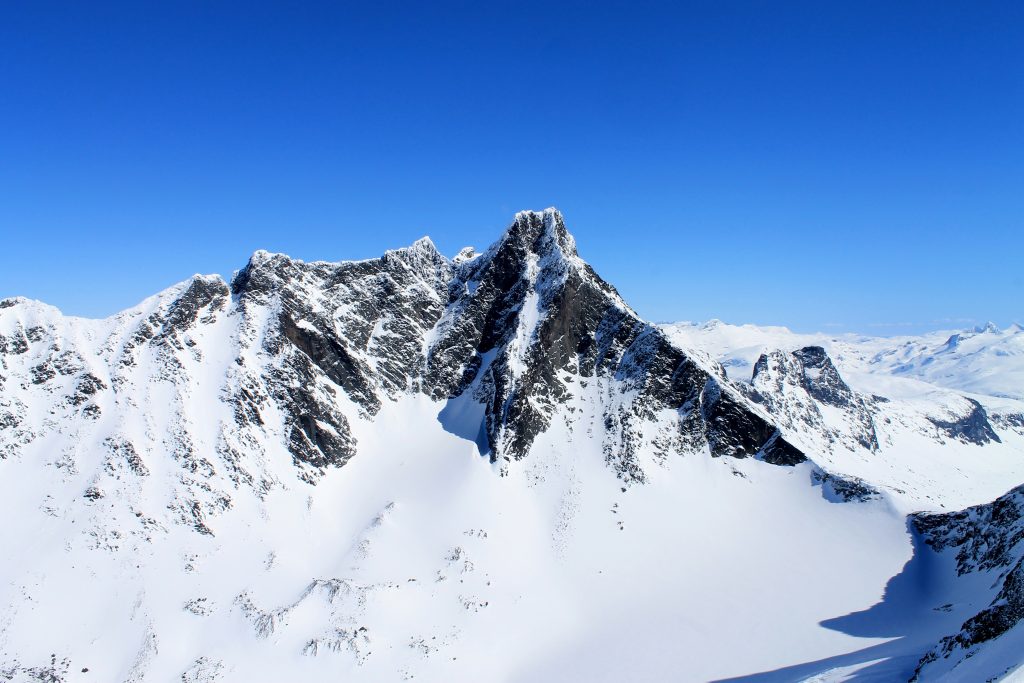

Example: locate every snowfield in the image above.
[1,210,1023,682]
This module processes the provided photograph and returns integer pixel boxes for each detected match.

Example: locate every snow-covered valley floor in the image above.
[3,392,1021,682]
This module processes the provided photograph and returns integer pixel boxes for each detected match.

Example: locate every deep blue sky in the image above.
[2,1,1021,334]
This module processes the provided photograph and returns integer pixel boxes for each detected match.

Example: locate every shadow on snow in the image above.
[712,521,960,683]
[437,392,491,457]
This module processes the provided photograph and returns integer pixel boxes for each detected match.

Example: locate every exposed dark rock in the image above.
[103,438,149,477]
[420,210,805,472]
[751,346,879,452]
[228,238,459,475]
[279,313,380,415]
[929,398,1001,445]
[6,334,30,355]
[119,276,229,367]
[68,373,106,407]
[792,346,856,407]
[30,363,56,385]
[3,210,811,493]
[161,277,229,337]
[915,484,1024,575]
[928,557,1024,654]
[702,379,800,462]
[992,412,1024,436]
[759,432,807,467]
[231,383,266,428]
[265,359,357,480]
[225,209,805,478]
[0,409,20,431]
[811,470,880,502]
[24,326,46,344]
[912,484,1024,679]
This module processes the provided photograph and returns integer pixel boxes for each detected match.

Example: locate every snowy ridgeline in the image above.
[661,318,1024,401]
[1,209,1024,682]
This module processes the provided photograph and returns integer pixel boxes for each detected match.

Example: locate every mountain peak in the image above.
[408,235,438,254]
[385,235,446,266]
[500,207,577,260]
[514,206,562,221]
[453,246,479,265]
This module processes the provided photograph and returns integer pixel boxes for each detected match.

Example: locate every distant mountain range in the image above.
[662,318,1024,400]
[1,209,1022,682]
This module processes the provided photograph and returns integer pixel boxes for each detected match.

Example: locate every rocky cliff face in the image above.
[747,345,880,453]
[2,209,1012,517]
[214,209,805,485]
[927,398,1001,445]
[912,485,1024,681]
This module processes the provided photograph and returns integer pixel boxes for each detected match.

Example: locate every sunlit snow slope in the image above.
[2,210,1023,682]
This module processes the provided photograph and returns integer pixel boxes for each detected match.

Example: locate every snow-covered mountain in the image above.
[2,209,1023,682]
[663,318,1024,400]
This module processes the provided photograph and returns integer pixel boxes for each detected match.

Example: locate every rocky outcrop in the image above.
[810,469,880,503]
[791,346,856,408]
[911,484,1024,680]
[928,398,1001,445]
[229,237,454,478]
[749,345,879,453]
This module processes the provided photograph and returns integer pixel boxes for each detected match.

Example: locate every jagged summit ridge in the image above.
[2,209,804,486]
[235,207,570,287]
[502,207,579,259]
[223,207,803,476]
[748,345,880,453]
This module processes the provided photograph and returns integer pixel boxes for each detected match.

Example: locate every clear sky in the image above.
[1,1,1021,334]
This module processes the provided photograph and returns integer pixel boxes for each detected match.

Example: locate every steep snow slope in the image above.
[0,393,914,683]
[1,209,1023,682]
[715,481,1024,683]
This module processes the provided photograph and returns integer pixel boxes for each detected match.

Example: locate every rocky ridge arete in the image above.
[223,208,806,485]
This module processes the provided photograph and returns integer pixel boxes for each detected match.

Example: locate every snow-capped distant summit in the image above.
[663,317,1024,401]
